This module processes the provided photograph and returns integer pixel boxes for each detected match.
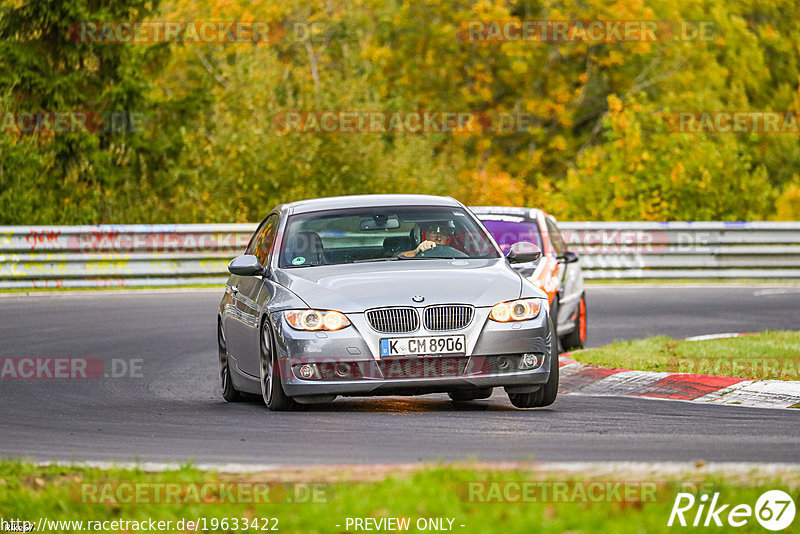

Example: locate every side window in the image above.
[546,218,567,256]
[245,220,267,255]
[246,214,279,266]
[255,215,279,266]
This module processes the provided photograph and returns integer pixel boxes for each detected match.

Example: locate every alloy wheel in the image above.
[260,321,273,404]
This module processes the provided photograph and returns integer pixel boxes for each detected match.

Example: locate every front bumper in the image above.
[271,306,553,398]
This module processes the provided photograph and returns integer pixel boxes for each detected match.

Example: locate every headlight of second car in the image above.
[489,299,542,322]
[284,309,351,331]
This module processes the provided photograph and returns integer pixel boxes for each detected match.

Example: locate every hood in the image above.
[273,259,526,312]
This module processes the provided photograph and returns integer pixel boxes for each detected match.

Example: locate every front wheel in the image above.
[259,319,297,411]
[549,299,561,355]
[507,318,559,408]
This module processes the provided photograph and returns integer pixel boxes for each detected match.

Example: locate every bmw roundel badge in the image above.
[412,295,424,303]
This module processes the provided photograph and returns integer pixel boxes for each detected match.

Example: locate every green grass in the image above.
[570,331,800,380]
[1,461,798,533]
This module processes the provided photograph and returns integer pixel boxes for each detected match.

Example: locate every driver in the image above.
[400,222,454,257]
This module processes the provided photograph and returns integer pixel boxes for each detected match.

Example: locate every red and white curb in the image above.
[558,357,800,409]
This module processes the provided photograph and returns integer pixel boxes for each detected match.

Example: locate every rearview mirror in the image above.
[360,217,401,231]
[228,255,266,276]
[506,242,542,264]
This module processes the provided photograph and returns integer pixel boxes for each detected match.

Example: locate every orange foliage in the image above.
[455,169,530,206]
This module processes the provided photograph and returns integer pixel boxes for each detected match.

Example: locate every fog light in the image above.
[497,356,510,370]
[298,364,315,379]
[521,353,542,369]
[335,362,351,378]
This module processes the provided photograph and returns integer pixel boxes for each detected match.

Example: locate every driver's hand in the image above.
[415,240,436,254]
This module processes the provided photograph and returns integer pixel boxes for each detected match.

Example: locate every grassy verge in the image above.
[1,461,798,533]
[570,331,800,380]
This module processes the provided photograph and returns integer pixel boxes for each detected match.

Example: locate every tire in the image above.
[549,298,561,355]
[259,318,297,411]
[218,321,243,402]
[507,317,559,408]
[562,292,587,351]
[448,388,493,402]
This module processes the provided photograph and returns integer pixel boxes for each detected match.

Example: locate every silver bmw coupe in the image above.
[217,194,557,410]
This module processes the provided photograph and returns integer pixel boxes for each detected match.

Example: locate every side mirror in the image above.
[557,251,579,264]
[506,242,542,264]
[228,255,266,276]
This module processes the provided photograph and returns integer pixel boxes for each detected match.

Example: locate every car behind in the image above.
[470,206,587,352]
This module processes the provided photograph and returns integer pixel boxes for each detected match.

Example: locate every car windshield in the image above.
[280,206,500,267]
[479,217,543,254]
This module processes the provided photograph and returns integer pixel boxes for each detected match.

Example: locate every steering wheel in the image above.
[417,244,469,258]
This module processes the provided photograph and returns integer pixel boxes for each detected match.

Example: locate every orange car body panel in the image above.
[531,211,560,306]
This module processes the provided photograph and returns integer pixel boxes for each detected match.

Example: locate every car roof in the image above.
[280,194,462,215]
[469,206,544,221]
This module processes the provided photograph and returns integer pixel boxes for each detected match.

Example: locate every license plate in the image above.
[380,335,466,357]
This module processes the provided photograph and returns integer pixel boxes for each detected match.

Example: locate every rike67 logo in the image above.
[668,490,796,531]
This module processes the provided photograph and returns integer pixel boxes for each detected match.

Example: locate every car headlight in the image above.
[489,299,542,322]
[284,309,351,331]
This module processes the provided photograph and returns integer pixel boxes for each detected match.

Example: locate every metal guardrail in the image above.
[0,224,256,289]
[559,221,800,279]
[1,221,798,288]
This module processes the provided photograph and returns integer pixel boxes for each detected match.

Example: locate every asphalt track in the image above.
[0,285,798,465]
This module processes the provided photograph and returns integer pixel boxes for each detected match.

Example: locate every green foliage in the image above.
[2,0,800,223]
[557,94,774,220]
[0,0,189,223]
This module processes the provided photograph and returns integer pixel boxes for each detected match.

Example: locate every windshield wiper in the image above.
[399,256,459,260]
[353,257,400,263]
